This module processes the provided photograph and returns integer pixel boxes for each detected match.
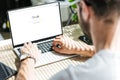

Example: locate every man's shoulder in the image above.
[66,49,120,80]
[50,50,120,80]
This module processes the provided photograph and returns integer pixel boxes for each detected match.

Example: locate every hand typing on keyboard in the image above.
[52,35,95,57]
[20,42,40,63]
[16,42,40,80]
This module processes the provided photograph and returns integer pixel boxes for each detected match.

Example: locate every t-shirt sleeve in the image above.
[49,69,71,80]
[49,65,80,80]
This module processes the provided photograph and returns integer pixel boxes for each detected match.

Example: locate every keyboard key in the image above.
[37,40,53,53]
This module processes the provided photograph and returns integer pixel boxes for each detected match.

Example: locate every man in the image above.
[16,0,120,80]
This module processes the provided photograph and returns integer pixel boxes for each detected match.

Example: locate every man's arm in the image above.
[52,35,95,57]
[16,58,36,80]
[16,42,39,80]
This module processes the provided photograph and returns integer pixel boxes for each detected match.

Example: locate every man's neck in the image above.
[109,19,120,51]
[93,17,120,52]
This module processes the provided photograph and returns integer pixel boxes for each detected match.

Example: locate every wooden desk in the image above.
[0,24,93,80]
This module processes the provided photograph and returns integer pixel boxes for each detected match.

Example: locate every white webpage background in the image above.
[9,3,62,46]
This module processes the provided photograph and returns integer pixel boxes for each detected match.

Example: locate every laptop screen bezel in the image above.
[8,2,63,48]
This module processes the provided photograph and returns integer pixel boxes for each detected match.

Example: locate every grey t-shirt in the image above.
[50,50,120,80]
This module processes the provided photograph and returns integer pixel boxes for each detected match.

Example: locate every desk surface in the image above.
[0,24,93,80]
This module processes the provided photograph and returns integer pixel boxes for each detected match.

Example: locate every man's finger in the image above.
[28,42,33,48]
[53,39,62,47]
[21,47,28,54]
[55,35,63,39]
[52,46,62,53]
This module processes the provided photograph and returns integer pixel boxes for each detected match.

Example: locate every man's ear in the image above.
[80,1,90,21]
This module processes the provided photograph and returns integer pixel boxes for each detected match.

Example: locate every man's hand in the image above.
[52,35,78,54]
[53,36,74,54]
[21,42,40,63]
[52,35,95,57]
[16,42,39,80]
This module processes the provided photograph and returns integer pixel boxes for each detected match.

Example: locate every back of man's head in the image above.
[84,0,120,17]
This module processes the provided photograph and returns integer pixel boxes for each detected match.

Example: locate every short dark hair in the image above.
[84,0,120,17]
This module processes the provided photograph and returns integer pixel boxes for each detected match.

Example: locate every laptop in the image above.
[8,2,75,67]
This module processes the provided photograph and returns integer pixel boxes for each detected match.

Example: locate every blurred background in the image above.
[0,0,78,40]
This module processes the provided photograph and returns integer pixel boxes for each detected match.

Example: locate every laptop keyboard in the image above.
[37,40,53,53]
[16,40,77,67]
[17,40,53,54]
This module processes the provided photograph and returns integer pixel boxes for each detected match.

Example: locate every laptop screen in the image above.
[8,2,62,47]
